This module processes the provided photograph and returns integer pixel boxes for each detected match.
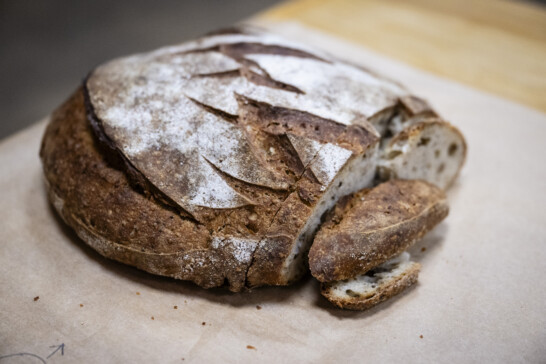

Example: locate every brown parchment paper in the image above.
[1,22,545,363]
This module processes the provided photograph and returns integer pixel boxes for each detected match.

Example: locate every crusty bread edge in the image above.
[309,180,448,283]
[39,88,260,292]
[44,167,251,292]
[320,262,421,310]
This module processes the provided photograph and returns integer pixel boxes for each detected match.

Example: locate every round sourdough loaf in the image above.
[40,27,465,293]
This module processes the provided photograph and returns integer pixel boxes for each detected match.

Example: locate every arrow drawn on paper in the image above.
[0,353,46,363]
[47,344,65,359]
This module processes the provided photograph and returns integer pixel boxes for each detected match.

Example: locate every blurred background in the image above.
[1,0,545,140]
[0,0,281,139]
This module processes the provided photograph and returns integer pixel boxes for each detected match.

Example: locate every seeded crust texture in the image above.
[40,27,465,295]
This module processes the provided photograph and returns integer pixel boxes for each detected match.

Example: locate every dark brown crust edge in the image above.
[82,79,200,223]
[40,87,258,292]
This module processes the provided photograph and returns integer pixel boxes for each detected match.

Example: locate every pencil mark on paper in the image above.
[0,352,46,363]
[47,344,64,359]
[0,343,65,363]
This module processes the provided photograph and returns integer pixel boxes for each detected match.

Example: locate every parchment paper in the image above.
[1,22,545,363]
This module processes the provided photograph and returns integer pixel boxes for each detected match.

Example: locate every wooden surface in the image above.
[259,0,546,112]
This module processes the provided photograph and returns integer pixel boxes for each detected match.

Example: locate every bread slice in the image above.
[321,252,420,310]
[309,179,448,282]
[378,119,467,190]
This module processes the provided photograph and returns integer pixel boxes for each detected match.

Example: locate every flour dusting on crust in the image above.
[86,28,407,213]
[211,236,258,264]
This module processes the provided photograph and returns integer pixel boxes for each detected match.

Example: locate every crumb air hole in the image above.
[448,143,458,156]
[418,137,430,146]
[387,150,402,160]
[345,289,361,298]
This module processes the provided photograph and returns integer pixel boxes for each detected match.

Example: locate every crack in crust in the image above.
[83,81,201,224]
[195,67,307,95]
[194,69,241,78]
[186,96,239,124]
[240,66,304,94]
[183,41,324,94]
[183,41,330,63]
[194,67,305,94]
[235,94,378,154]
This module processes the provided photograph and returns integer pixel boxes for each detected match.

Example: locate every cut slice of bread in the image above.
[321,252,420,310]
[378,119,467,190]
[309,179,447,283]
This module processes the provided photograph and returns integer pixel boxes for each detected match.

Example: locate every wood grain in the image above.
[259,0,546,112]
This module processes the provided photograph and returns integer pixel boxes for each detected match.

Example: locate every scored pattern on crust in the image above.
[42,28,466,292]
[41,89,263,292]
[86,28,405,217]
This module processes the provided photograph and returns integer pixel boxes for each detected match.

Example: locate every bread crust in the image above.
[40,85,378,290]
[40,28,465,299]
[321,261,421,310]
[74,28,402,289]
[308,179,448,282]
[40,88,257,291]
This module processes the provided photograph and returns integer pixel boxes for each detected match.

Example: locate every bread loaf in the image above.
[40,27,465,305]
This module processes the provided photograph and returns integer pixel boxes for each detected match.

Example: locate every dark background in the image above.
[0,0,281,140]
